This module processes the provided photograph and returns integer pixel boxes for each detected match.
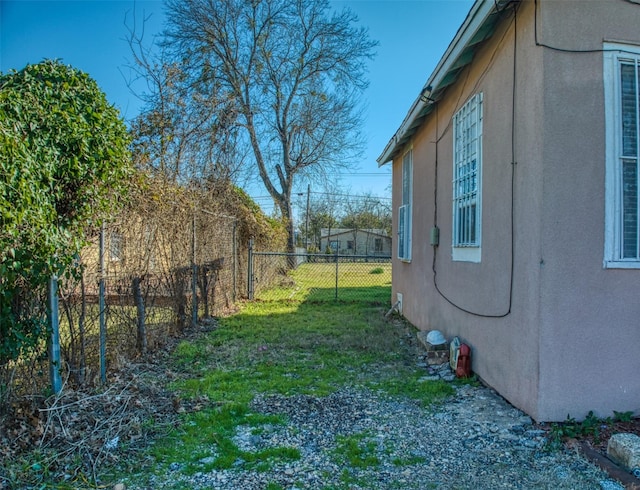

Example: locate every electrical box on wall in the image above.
[430,226,440,247]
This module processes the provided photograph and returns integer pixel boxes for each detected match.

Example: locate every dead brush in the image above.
[0,362,180,488]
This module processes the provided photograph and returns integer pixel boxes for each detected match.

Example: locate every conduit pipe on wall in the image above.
[384,300,402,319]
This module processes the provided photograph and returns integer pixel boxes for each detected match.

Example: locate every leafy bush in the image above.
[0,60,132,361]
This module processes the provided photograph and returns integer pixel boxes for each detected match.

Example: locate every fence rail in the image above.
[248,249,392,303]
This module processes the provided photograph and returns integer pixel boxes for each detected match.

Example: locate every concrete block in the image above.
[426,349,450,365]
[607,433,640,473]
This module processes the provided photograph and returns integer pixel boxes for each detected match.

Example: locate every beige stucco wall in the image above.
[536,0,640,420]
[391,0,640,421]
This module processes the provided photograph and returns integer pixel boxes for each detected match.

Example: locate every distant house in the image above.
[320,228,391,256]
[378,0,640,421]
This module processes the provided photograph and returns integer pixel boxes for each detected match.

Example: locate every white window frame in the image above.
[398,148,413,261]
[604,42,640,268]
[452,93,483,263]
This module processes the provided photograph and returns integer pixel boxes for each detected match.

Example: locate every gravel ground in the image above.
[136,381,624,490]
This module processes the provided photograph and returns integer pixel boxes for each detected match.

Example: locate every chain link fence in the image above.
[248,248,392,304]
[0,188,391,403]
[53,205,240,388]
[1,186,288,400]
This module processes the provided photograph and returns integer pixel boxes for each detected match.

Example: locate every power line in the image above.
[252,192,392,201]
[309,191,391,200]
[336,173,390,177]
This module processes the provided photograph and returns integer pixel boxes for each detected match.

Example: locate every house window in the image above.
[375,238,383,252]
[452,93,482,262]
[110,232,123,262]
[347,240,354,251]
[398,149,413,261]
[604,43,640,268]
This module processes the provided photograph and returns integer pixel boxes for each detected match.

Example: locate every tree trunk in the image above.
[173,269,187,333]
[277,195,297,268]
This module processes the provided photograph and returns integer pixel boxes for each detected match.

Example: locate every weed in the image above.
[337,467,370,488]
[369,267,385,274]
[392,455,427,466]
[546,411,605,450]
[613,410,634,422]
[333,432,381,468]
[453,374,481,387]
[266,483,285,490]
[372,374,455,406]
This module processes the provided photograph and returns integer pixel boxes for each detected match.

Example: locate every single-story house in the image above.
[378,0,640,421]
[320,228,391,256]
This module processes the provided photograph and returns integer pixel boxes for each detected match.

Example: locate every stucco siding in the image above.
[537,0,640,420]
[390,0,640,421]
[392,0,546,419]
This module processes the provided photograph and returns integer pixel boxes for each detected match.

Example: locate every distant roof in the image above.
[377,0,514,166]
[320,228,390,238]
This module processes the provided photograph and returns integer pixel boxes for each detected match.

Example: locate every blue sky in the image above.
[1,0,474,211]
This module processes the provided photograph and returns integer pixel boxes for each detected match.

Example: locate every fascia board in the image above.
[377,0,496,166]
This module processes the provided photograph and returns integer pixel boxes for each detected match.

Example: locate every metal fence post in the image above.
[48,275,62,394]
[191,211,198,327]
[334,250,339,301]
[248,238,254,300]
[99,225,106,384]
[233,220,237,303]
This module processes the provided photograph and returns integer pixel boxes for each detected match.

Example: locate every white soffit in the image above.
[377,0,510,166]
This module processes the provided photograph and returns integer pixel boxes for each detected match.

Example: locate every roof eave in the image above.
[377,0,506,167]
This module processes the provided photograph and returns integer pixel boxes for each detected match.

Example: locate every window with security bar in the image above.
[621,59,639,260]
[604,44,640,267]
[452,93,483,261]
[398,149,412,261]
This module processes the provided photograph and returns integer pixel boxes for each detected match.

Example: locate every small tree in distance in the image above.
[341,193,391,255]
[0,60,132,362]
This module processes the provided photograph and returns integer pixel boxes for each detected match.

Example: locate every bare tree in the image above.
[162,0,377,254]
[126,11,242,185]
[342,193,391,233]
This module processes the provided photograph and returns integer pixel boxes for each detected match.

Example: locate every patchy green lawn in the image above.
[256,261,392,303]
[2,264,454,489]
[122,269,453,488]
